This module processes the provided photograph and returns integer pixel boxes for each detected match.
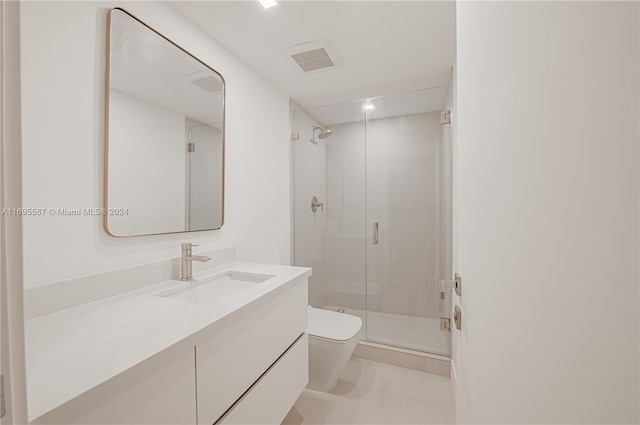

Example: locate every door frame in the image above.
[1,0,28,423]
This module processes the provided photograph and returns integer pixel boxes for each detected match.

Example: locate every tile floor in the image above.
[282,358,455,424]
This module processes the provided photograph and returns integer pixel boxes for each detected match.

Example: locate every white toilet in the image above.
[306,306,362,392]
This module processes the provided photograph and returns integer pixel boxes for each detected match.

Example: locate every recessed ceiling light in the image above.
[365,104,374,110]
[258,0,278,9]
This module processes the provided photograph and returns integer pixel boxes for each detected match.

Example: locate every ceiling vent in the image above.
[291,48,334,73]
[190,75,223,94]
[185,69,223,94]
[282,38,344,75]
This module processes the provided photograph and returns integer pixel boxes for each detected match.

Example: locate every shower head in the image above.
[311,125,333,143]
[318,129,333,139]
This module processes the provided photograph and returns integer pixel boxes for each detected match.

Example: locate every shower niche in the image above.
[292,85,454,356]
[105,8,225,237]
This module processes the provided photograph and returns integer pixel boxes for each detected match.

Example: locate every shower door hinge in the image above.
[440,110,451,125]
[454,305,462,331]
[187,143,196,152]
[439,273,462,298]
[440,317,451,332]
[291,132,300,141]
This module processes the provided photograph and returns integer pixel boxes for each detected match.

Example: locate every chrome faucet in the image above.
[180,243,211,281]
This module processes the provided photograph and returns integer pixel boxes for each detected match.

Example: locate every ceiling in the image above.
[169,1,456,109]
[307,85,448,126]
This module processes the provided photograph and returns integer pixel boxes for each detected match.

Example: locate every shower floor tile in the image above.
[282,358,455,425]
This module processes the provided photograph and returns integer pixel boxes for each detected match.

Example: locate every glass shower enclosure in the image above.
[292,85,453,356]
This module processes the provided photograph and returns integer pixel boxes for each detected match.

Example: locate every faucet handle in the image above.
[181,242,200,249]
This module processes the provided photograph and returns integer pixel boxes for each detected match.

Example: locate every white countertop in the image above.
[25,261,311,422]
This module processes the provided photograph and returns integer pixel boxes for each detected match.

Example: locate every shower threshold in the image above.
[324,305,450,357]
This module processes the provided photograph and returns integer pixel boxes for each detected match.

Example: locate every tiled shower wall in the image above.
[292,108,328,308]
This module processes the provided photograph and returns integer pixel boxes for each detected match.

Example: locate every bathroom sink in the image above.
[159,271,274,306]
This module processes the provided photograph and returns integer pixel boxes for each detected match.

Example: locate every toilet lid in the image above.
[307,306,362,342]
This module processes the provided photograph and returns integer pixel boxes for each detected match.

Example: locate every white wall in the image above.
[108,90,186,236]
[454,2,639,423]
[20,1,291,288]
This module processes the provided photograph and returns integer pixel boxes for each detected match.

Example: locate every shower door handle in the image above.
[373,222,379,245]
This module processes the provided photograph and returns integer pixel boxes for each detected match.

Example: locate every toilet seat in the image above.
[307,306,362,342]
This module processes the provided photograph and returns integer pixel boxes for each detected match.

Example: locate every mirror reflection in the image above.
[105,8,224,237]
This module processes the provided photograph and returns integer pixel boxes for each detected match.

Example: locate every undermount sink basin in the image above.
[159,271,274,306]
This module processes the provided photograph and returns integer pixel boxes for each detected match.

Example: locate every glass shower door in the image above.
[364,87,452,355]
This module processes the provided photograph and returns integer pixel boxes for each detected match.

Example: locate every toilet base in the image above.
[306,334,359,392]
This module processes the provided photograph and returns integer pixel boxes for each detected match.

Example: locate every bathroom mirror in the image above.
[105,8,225,237]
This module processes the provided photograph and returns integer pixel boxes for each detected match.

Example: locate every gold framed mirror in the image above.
[105,8,225,237]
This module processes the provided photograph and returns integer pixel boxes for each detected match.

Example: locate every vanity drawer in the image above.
[195,281,307,425]
[218,333,308,425]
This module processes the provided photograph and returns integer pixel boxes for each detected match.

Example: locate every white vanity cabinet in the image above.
[196,281,308,425]
[27,264,310,425]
